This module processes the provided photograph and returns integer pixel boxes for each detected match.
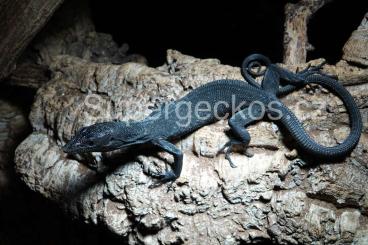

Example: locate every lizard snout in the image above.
[62,139,80,153]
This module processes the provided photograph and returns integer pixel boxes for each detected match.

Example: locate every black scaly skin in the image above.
[241,54,307,95]
[243,54,362,157]
[277,74,362,158]
[63,54,362,185]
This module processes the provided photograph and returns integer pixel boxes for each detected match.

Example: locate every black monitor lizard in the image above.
[63,54,362,185]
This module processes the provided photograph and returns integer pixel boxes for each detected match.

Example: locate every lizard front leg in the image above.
[151,138,183,184]
[219,105,264,167]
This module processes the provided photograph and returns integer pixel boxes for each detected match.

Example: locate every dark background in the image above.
[90,0,368,66]
[0,0,367,244]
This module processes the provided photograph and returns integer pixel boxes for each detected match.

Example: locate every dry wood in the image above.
[0,0,63,81]
[283,0,332,65]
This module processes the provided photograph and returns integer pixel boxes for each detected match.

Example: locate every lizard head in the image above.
[62,121,149,154]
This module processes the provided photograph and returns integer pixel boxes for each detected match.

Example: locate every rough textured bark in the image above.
[8,0,368,244]
[0,100,28,197]
[280,59,368,86]
[0,0,64,81]
[3,0,147,89]
[6,63,50,89]
[343,12,368,66]
[14,50,368,244]
[283,0,332,65]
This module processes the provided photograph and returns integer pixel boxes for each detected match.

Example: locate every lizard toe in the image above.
[221,139,253,168]
[159,171,177,182]
[149,171,177,188]
[225,152,237,168]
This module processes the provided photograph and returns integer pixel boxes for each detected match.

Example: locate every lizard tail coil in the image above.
[241,53,271,88]
[279,74,362,159]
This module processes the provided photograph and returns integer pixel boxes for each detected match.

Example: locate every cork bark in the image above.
[0,0,63,81]
[283,0,333,65]
[13,49,368,243]
[5,1,368,244]
[343,12,368,66]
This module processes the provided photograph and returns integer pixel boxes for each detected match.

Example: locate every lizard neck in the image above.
[115,119,155,145]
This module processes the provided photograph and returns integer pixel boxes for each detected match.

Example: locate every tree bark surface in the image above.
[283,0,332,65]
[14,49,368,244]
[10,2,368,244]
[0,0,64,81]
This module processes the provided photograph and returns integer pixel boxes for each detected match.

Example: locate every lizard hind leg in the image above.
[219,106,263,168]
[149,138,183,187]
[297,61,337,80]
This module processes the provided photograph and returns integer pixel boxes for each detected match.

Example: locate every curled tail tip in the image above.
[242,53,271,66]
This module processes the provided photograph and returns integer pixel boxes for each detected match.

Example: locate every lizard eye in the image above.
[86,140,94,146]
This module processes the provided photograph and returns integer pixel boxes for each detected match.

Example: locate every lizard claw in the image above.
[297,63,322,75]
[217,139,251,168]
[158,171,177,182]
[225,150,237,168]
[298,64,311,74]
[149,171,177,188]
[297,61,338,80]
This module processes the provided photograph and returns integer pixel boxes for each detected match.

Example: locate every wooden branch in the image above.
[342,12,368,66]
[14,51,368,244]
[6,63,50,89]
[0,0,63,81]
[283,0,332,65]
[0,100,28,195]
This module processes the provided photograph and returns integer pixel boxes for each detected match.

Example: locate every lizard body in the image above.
[63,54,362,184]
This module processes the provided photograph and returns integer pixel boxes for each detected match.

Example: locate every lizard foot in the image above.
[297,61,325,75]
[218,139,249,168]
[149,171,177,188]
[158,171,177,182]
[297,61,337,80]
